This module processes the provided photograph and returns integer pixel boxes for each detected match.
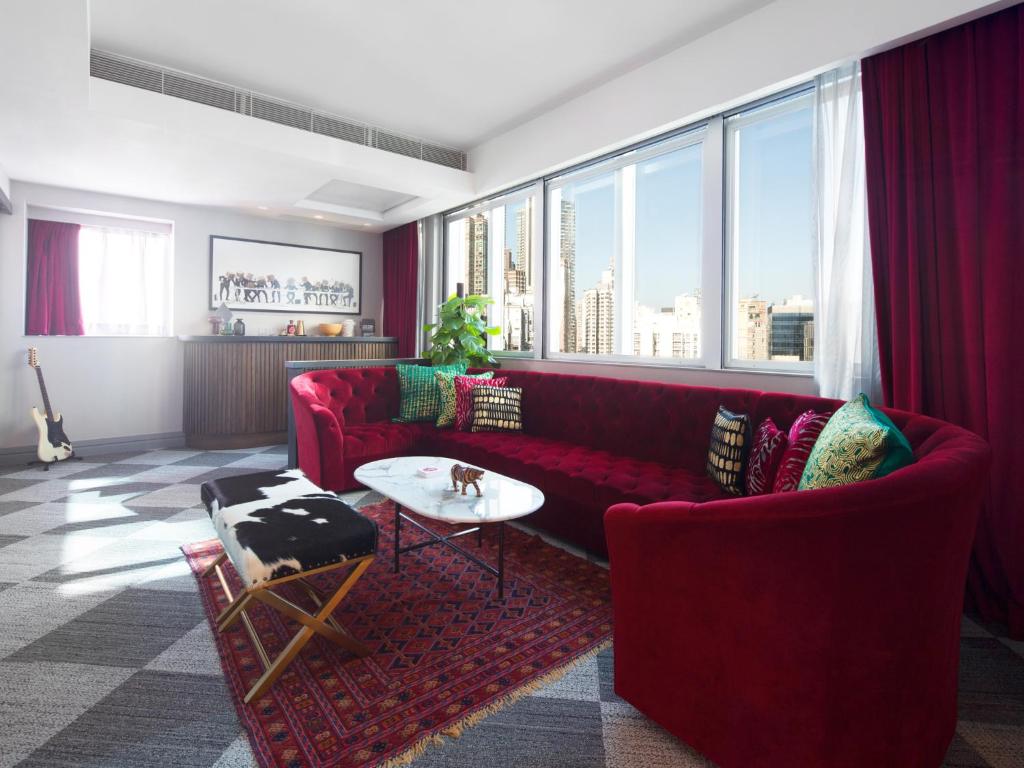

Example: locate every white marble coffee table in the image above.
[353,456,545,599]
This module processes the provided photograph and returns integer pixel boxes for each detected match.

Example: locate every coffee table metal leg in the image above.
[394,503,402,573]
[497,522,505,600]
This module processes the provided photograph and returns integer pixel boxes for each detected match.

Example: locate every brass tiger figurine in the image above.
[451,463,484,496]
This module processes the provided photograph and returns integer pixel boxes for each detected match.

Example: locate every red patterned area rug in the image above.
[183,500,612,768]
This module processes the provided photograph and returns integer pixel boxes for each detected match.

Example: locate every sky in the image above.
[559,100,814,309]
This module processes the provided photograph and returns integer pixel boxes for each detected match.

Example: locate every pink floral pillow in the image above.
[745,418,788,496]
[455,375,508,431]
[772,410,832,493]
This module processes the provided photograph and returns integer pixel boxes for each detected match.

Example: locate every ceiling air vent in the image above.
[422,143,467,171]
[372,130,421,159]
[251,95,312,131]
[89,49,468,171]
[312,114,367,145]
[90,50,162,93]
[163,71,236,112]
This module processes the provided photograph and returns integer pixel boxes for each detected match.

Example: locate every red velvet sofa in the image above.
[290,364,990,768]
[290,365,762,555]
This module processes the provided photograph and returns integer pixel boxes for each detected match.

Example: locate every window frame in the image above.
[439,81,817,375]
[722,87,816,373]
[543,126,710,367]
[442,182,543,357]
[24,205,176,339]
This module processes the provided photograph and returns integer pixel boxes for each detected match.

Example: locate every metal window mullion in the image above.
[531,180,545,359]
[702,116,725,370]
[488,206,506,352]
[616,166,636,357]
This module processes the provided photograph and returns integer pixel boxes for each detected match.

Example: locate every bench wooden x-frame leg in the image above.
[203,551,375,703]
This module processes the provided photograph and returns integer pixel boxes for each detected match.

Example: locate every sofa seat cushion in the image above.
[432,431,728,508]
[343,421,434,460]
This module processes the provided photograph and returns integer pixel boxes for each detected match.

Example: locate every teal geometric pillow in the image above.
[798,393,914,490]
[395,362,466,422]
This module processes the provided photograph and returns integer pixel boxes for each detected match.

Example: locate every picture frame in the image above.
[360,318,376,336]
[209,235,362,315]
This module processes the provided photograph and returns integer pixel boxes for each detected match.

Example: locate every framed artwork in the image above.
[209,235,362,315]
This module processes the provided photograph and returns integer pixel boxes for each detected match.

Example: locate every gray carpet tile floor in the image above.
[0,446,1020,767]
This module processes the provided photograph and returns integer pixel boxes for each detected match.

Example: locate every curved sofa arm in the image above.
[288,378,345,490]
[604,434,990,767]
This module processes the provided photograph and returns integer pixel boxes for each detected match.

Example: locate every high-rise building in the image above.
[579,265,614,354]
[737,297,769,360]
[769,295,814,361]
[502,240,532,352]
[633,292,701,359]
[514,202,533,289]
[803,320,815,361]
[559,200,577,353]
[503,292,534,351]
[503,247,525,294]
[465,213,488,295]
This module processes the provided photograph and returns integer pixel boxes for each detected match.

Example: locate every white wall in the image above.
[0,181,383,450]
[469,0,1006,196]
[0,164,10,204]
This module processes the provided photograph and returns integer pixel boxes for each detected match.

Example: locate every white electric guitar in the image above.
[27,348,74,464]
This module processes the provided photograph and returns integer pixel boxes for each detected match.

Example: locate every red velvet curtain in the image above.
[862,5,1024,636]
[25,219,84,336]
[382,222,419,358]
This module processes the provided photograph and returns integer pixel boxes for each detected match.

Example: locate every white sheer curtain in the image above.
[78,226,173,336]
[812,62,882,401]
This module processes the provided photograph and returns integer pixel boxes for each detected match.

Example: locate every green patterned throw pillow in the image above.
[798,393,914,490]
[435,370,493,428]
[395,362,466,422]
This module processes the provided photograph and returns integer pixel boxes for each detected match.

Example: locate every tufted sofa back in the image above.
[291,366,401,426]
[492,371,762,470]
[291,365,950,472]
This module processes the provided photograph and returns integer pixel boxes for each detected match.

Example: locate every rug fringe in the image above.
[374,639,613,768]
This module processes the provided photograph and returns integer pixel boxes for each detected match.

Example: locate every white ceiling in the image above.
[88,0,770,150]
[0,0,773,228]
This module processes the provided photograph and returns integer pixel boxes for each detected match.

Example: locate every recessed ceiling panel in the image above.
[307,179,417,214]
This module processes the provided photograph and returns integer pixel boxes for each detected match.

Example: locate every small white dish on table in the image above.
[353,456,545,599]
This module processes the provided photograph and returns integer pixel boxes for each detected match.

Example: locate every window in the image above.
[25,209,173,337]
[547,133,704,361]
[441,82,819,373]
[79,226,173,336]
[725,92,815,369]
[444,190,536,352]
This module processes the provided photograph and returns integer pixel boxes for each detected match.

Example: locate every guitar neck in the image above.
[35,367,54,421]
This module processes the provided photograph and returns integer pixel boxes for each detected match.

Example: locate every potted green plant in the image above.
[423,293,501,366]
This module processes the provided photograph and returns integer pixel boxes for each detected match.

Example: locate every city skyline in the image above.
[557,192,813,361]
[453,98,814,360]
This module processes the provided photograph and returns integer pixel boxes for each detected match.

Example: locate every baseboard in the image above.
[185,431,286,450]
[0,431,186,466]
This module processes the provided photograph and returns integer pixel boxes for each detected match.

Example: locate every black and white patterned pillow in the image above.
[470,386,524,433]
[706,406,751,495]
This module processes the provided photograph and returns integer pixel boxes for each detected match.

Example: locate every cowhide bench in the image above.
[199,469,377,703]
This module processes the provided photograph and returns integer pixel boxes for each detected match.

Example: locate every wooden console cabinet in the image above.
[181,336,398,449]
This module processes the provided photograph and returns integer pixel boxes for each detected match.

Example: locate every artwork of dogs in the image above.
[450,464,485,496]
[210,236,361,315]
